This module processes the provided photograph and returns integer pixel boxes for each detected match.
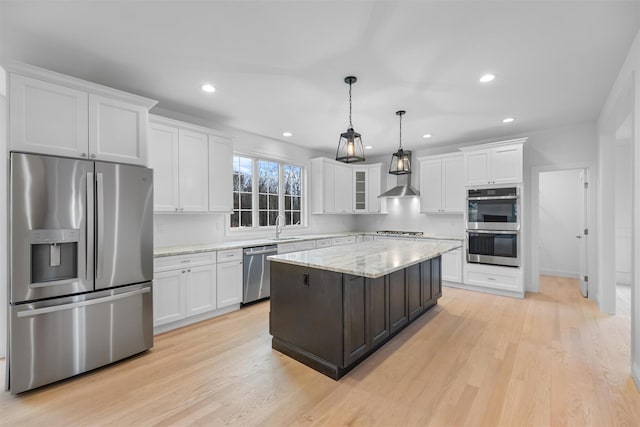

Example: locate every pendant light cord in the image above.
[399,113,403,149]
[348,82,353,128]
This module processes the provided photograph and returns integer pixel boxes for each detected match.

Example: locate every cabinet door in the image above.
[323,162,336,213]
[442,156,464,212]
[464,150,490,186]
[491,144,523,184]
[420,159,443,213]
[148,123,180,212]
[431,256,442,299]
[367,165,381,213]
[407,263,423,321]
[388,269,408,334]
[10,74,89,158]
[209,135,233,212]
[178,129,209,211]
[344,275,369,366]
[153,269,186,326]
[353,169,368,212]
[334,163,353,213]
[88,94,148,165]
[442,248,462,283]
[368,276,389,348]
[217,260,243,308]
[186,264,217,316]
[421,260,433,306]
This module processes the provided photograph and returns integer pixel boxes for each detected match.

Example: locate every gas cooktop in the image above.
[376,230,424,236]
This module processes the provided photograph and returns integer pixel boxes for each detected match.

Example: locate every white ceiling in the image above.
[1,1,639,157]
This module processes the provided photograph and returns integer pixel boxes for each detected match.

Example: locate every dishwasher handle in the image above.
[244,248,278,256]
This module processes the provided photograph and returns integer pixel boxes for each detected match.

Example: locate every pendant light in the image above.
[389,110,411,175]
[336,76,365,163]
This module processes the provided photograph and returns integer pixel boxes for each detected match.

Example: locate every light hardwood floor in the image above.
[1,275,638,426]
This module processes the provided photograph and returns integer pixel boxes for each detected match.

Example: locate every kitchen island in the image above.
[268,240,461,379]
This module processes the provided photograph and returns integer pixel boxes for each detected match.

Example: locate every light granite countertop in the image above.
[267,240,462,279]
[154,231,464,258]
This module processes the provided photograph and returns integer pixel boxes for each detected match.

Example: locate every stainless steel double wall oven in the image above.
[466,187,520,267]
[8,153,154,393]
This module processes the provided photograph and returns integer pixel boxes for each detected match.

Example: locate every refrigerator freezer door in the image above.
[94,162,153,290]
[10,153,93,303]
[9,282,153,394]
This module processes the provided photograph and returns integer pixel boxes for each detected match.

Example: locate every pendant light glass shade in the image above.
[336,76,365,163]
[389,110,411,175]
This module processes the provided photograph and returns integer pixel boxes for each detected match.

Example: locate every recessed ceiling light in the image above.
[502,117,515,123]
[282,132,293,137]
[423,134,432,139]
[365,145,373,150]
[479,74,495,83]
[201,84,216,93]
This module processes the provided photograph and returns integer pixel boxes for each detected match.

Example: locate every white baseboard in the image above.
[154,304,241,335]
[539,269,579,279]
[443,281,524,299]
[633,361,640,392]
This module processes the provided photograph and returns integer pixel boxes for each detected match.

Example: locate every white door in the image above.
[420,159,443,213]
[148,123,180,212]
[153,270,186,326]
[178,129,209,212]
[578,169,589,297]
[187,264,217,315]
[217,261,243,308]
[491,144,523,184]
[208,135,233,212]
[334,163,353,213]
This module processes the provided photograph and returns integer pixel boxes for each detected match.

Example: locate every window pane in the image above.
[284,195,291,210]
[259,211,267,226]
[269,195,279,209]
[230,212,239,227]
[259,194,267,210]
[240,193,252,209]
[293,212,300,225]
[233,174,239,191]
[233,194,239,210]
[241,211,252,227]
[285,212,293,225]
[268,211,278,226]
[293,196,300,210]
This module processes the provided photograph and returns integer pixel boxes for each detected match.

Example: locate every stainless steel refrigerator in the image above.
[7,152,154,394]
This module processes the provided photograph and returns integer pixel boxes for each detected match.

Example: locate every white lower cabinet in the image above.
[153,250,242,333]
[331,236,357,246]
[463,263,524,297]
[217,249,243,308]
[442,247,463,283]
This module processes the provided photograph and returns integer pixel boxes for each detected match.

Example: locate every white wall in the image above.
[598,27,640,390]
[615,139,633,285]
[538,169,581,278]
[151,107,356,248]
[0,66,7,358]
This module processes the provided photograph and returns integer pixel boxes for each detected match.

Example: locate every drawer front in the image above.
[316,239,332,248]
[332,236,356,246]
[296,240,316,251]
[466,269,519,291]
[217,248,243,263]
[278,243,299,254]
[154,252,216,272]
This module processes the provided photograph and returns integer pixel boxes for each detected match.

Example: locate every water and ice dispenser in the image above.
[29,229,80,284]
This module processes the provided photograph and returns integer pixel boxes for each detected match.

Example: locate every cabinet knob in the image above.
[188,269,191,272]
[90,154,97,159]
[81,153,87,157]
[182,270,186,273]
[175,208,179,212]
[181,208,185,211]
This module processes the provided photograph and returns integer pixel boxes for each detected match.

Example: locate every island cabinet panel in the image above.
[270,262,344,371]
[432,257,442,299]
[421,260,433,306]
[407,263,423,321]
[389,270,408,334]
[369,276,390,348]
[344,275,369,366]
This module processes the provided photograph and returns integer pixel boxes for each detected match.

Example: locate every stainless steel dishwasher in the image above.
[243,245,278,304]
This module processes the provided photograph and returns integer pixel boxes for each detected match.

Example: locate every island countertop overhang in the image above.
[267,240,461,279]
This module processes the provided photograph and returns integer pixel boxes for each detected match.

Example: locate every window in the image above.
[231,155,304,228]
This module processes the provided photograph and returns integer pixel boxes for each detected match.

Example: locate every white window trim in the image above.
[227,153,308,234]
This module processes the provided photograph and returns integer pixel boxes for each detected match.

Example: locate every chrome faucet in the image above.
[275,214,285,239]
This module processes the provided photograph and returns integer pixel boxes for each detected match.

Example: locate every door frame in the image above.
[529,163,596,296]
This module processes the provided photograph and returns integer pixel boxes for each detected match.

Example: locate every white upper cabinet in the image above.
[461,139,525,186]
[419,153,464,213]
[208,134,233,213]
[178,129,209,212]
[311,157,381,215]
[88,94,148,165]
[149,116,232,213]
[10,74,89,158]
[8,64,156,165]
[148,123,180,211]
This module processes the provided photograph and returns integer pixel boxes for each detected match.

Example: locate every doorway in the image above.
[615,114,633,317]
[530,163,595,295]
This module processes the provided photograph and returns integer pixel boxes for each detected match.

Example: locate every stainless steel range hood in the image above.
[378,173,421,198]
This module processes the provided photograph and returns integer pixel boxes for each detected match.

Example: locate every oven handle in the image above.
[467,230,519,235]
[467,195,518,201]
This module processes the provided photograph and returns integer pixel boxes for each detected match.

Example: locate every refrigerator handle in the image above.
[96,172,105,279]
[86,172,94,282]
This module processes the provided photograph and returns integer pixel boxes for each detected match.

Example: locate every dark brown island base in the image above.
[268,240,455,380]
